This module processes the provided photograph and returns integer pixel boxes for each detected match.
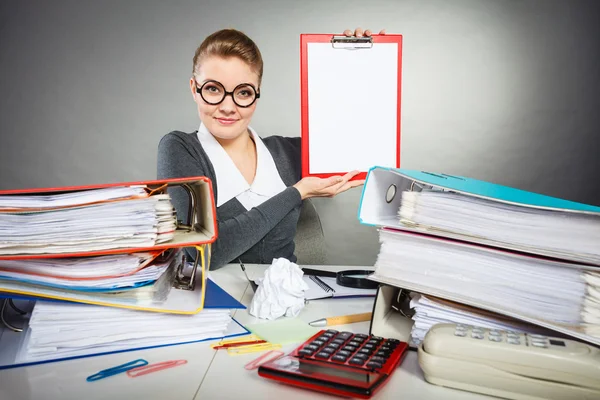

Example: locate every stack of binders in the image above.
[0,177,247,369]
[358,167,600,349]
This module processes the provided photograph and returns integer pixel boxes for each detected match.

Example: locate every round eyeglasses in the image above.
[195,80,260,108]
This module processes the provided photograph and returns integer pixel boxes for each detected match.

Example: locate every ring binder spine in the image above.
[0,299,25,332]
[171,183,199,232]
[8,299,26,315]
[409,180,432,192]
[174,247,201,291]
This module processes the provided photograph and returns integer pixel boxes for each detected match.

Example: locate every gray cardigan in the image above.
[157,130,304,270]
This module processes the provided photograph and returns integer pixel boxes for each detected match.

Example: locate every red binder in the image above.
[300,33,403,180]
[0,176,217,261]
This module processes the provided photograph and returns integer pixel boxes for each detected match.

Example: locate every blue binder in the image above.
[0,279,247,370]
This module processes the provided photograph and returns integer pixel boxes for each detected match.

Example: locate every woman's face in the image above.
[190,56,260,142]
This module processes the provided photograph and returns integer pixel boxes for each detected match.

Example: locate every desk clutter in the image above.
[0,177,248,370]
[3,168,600,399]
[247,258,377,320]
[359,167,600,399]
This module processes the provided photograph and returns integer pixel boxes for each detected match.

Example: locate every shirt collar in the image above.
[197,123,286,208]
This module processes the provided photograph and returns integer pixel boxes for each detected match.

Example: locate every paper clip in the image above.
[126,360,188,378]
[86,359,148,382]
[227,342,282,355]
[210,334,262,349]
[244,350,284,370]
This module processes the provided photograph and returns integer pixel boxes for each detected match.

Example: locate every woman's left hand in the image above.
[343,27,386,37]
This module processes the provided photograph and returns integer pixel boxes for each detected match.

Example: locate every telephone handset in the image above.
[418,323,600,400]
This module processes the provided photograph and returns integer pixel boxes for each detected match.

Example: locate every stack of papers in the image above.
[583,271,600,337]
[0,188,176,255]
[398,189,600,264]
[361,168,600,346]
[0,252,172,291]
[0,186,148,210]
[0,252,157,279]
[22,301,236,362]
[0,181,245,370]
[408,294,546,346]
[0,277,248,369]
[0,250,182,305]
[374,229,589,327]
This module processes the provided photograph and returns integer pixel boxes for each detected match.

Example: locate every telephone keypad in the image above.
[451,325,566,351]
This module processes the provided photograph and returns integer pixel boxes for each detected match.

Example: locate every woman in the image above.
[158,27,384,270]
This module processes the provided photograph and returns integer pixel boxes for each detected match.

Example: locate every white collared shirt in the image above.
[197,123,288,210]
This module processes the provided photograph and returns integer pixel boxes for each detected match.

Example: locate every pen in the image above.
[308,312,373,327]
[212,340,267,350]
[239,258,258,291]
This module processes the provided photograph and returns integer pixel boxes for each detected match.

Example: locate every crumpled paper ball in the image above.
[248,258,309,320]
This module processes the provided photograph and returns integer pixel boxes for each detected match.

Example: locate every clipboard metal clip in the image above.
[330,35,373,50]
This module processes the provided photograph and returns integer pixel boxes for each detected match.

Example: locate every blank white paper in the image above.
[307,42,399,174]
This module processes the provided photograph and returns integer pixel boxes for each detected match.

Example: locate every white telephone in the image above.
[418,323,600,400]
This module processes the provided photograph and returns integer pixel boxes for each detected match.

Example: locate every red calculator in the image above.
[257,329,409,398]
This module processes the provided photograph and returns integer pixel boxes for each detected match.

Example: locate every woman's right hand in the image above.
[293,170,365,200]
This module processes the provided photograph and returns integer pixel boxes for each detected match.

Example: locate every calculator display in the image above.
[275,357,380,383]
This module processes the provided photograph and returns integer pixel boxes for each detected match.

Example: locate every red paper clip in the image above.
[244,350,284,370]
[126,360,187,378]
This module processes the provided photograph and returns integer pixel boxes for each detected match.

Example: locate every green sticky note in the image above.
[246,318,320,345]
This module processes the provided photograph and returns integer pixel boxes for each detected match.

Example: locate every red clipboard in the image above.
[0,176,218,261]
[300,33,403,180]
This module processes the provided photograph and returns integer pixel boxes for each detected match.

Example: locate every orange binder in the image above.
[300,33,403,180]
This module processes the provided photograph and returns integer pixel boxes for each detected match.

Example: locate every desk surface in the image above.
[0,264,487,400]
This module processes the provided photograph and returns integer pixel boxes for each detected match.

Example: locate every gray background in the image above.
[1,0,599,266]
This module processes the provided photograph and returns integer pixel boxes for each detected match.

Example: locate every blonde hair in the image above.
[192,29,263,85]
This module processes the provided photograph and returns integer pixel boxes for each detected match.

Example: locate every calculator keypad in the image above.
[293,330,408,373]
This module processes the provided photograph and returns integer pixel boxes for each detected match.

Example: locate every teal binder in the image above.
[395,169,600,213]
[357,166,600,265]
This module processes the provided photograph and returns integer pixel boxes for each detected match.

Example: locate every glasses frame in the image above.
[195,79,260,108]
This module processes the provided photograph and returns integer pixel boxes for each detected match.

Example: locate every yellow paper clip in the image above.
[226,342,282,356]
[210,334,262,349]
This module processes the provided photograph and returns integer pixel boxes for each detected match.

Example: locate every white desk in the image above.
[0,264,487,400]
